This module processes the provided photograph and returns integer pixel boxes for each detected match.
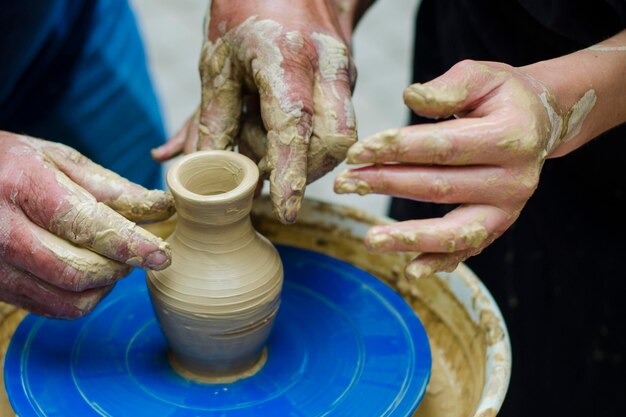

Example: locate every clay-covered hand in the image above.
[335,60,594,279]
[0,133,175,318]
[151,0,358,224]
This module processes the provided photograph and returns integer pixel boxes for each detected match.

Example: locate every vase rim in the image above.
[166,150,259,204]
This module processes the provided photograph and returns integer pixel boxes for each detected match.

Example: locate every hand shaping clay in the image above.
[147,150,283,383]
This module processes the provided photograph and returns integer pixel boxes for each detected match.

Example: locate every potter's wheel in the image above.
[5,245,431,416]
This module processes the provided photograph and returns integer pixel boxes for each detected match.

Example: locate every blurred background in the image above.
[130,0,418,217]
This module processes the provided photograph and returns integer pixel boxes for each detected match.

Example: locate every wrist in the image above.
[520,30,626,157]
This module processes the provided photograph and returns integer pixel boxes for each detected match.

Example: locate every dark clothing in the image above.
[391,1,626,416]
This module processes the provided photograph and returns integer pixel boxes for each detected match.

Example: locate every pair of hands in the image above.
[153,0,572,281]
[1,0,356,318]
[0,134,175,318]
[2,0,587,318]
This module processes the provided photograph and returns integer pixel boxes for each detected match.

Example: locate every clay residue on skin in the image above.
[29,224,130,290]
[405,262,434,281]
[561,89,597,142]
[406,255,461,281]
[307,81,357,184]
[311,32,350,85]
[199,17,358,223]
[460,223,488,249]
[334,170,372,195]
[198,38,241,151]
[529,79,596,154]
[496,126,537,155]
[390,229,422,246]
[106,190,175,223]
[51,193,170,269]
[23,137,175,223]
[284,31,304,51]
[586,45,626,52]
[365,230,393,250]
[8,137,172,273]
[344,97,356,129]
[346,128,399,163]
[259,86,309,224]
[403,83,468,119]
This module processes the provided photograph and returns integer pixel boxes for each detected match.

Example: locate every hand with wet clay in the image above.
[335,31,626,279]
[0,133,175,318]
[152,0,362,224]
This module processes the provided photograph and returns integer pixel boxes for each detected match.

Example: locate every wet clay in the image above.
[247,199,496,417]
[143,197,511,416]
[0,304,25,416]
[147,151,283,382]
[1,196,509,415]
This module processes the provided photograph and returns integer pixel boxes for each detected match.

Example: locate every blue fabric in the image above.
[0,0,165,189]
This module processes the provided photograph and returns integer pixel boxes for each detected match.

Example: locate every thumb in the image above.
[403,60,505,119]
[41,141,175,222]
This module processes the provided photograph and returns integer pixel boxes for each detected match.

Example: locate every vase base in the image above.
[168,347,268,384]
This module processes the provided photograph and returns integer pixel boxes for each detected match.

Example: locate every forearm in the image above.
[521,29,626,158]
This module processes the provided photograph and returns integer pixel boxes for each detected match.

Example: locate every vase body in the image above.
[147,150,283,382]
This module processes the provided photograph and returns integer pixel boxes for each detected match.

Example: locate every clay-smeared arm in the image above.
[152,0,377,224]
[0,133,175,318]
[335,29,626,279]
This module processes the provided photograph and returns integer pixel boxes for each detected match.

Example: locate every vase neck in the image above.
[166,150,259,226]
[174,215,256,252]
[173,193,254,226]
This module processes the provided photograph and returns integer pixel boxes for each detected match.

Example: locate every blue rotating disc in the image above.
[5,245,431,416]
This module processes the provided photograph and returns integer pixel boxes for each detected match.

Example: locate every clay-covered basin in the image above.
[145,196,512,417]
[0,196,511,416]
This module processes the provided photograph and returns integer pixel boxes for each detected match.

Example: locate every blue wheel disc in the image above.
[5,245,431,416]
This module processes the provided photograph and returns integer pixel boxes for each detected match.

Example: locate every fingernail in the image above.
[405,262,433,280]
[334,171,372,195]
[146,250,171,270]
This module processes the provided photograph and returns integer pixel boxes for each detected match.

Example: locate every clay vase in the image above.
[147,150,283,383]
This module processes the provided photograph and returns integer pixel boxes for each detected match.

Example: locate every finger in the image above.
[307,34,357,183]
[152,110,199,161]
[363,204,508,254]
[198,38,243,151]
[238,115,269,177]
[0,263,113,319]
[13,161,171,271]
[335,164,512,205]
[1,213,131,292]
[238,116,269,196]
[42,141,175,222]
[254,62,314,224]
[346,116,514,166]
[403,60,505,119]
[404,250,478,280]
[307,81,357,183]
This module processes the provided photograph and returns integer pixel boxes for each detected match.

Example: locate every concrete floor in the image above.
[131,0,418,217]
